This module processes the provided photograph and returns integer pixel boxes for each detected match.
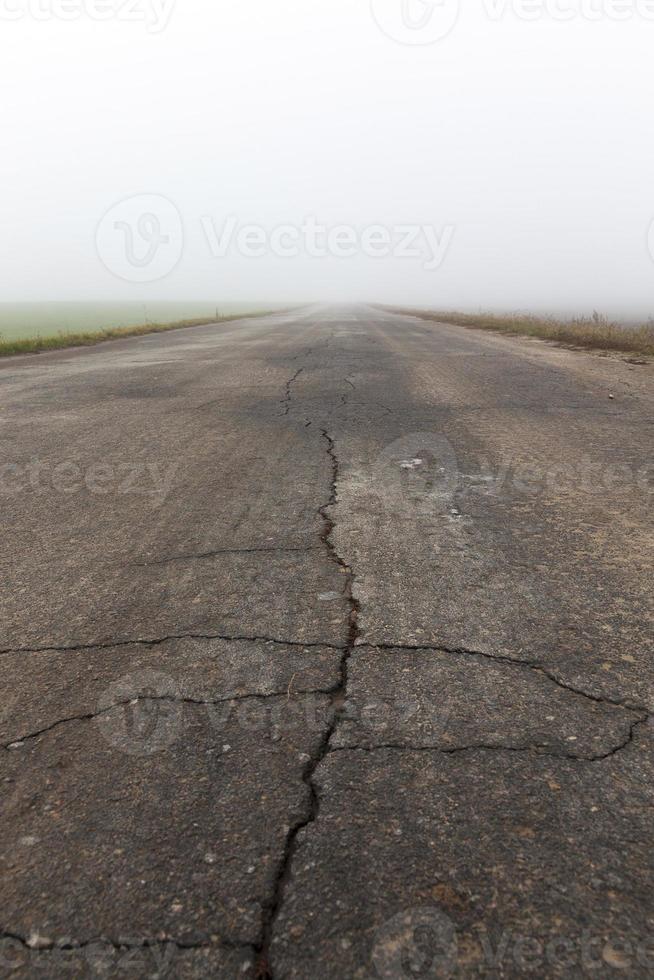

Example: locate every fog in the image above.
[2,0,654,317]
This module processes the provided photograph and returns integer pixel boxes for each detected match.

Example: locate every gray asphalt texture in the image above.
[1,306,652,978]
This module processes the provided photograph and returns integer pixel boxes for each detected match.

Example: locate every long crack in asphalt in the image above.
[255,430,359,979]
[4,347,652,976]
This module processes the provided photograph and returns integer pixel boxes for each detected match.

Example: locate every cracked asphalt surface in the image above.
[1,305,653,978]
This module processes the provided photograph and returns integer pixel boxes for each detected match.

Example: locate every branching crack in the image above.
[358,641,651,716]
[341,642,651,761]
[0,634,346,658]
[318,431,360,651]
[328,711,649,763]
[254,430,359,979]
[2,686,341,753]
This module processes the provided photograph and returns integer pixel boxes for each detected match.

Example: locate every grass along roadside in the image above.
[391,309,654,358]
[0,311,277,358]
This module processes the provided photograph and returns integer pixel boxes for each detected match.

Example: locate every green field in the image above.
[0,302,260,342]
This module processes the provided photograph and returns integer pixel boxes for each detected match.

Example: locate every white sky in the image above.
[2,0,654,315]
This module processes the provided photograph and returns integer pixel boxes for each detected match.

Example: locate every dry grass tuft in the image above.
[392,308,654,357]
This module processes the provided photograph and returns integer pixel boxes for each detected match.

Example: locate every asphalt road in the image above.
[1,305,652,978]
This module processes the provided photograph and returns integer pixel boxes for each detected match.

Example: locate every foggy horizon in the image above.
[3,1,654,319]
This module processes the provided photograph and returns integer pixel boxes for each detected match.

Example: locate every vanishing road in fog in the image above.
[1,307,652,977]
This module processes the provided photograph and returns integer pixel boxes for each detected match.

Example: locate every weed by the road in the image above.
[394,308,654,357]
[0,312,274,358]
